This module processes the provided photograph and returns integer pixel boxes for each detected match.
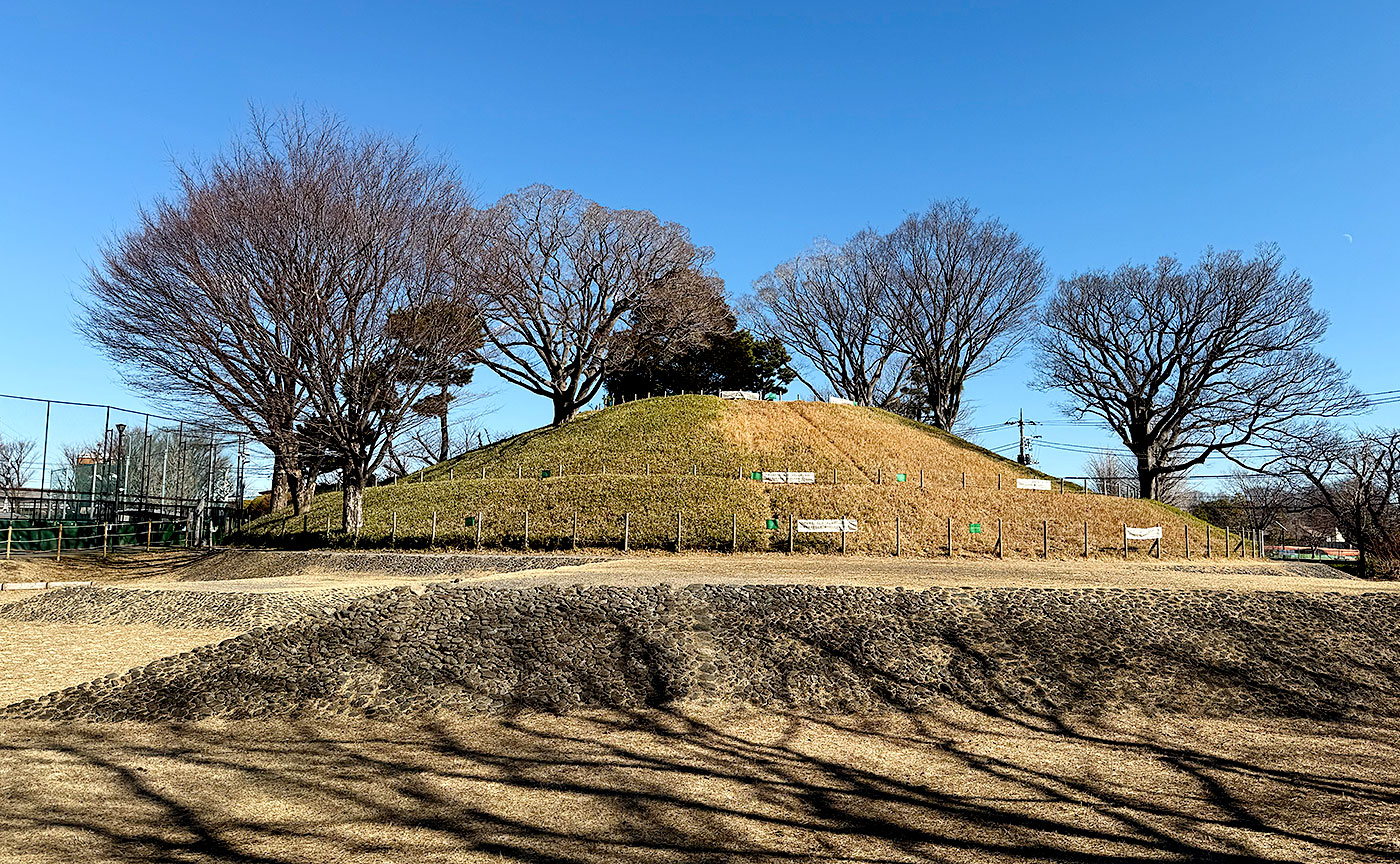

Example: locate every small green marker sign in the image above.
[541,469,552,478]
[969,523,982,534]
[751,471,763,481]
[895,473,907,482]
[765,518,779,530]
[464,516,476,527]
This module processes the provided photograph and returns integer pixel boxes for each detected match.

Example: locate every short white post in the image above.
[430,511,438,547]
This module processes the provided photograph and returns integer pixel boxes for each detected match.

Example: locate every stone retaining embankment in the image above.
[6,584,1398,721]
[0,586,388,630]
[175,550,604,582]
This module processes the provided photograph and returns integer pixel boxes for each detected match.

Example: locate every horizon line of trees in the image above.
[76,107,1395,556]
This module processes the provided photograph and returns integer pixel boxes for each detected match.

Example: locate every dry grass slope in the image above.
[243,396,1230,558]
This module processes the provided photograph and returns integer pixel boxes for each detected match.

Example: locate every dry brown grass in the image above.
[0,622,235,705]
[1,706,1396,863]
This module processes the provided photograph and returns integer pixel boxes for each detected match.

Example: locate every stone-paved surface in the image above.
[176,550,606,582]
[6,585,1399,721]
[0,586,388,629]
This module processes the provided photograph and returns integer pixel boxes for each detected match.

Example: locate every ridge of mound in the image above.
[243,396,1222,556]
[0,585,389,630]
[8,583,1398,722]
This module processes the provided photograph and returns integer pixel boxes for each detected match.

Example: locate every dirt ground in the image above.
[1,705,1396,863]
[0,622,236,705]
[5,548,1393,594]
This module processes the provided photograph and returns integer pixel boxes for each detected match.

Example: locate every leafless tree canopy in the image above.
[80,109,479,530]
[1079,451,1193,506]
[747,230,909,407]
[1270,425,1400,575]
[1036,245,1364,500]
[887,200,1048,428]
[0,437,35,513]
[464,184,710,426]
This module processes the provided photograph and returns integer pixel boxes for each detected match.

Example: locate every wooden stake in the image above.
[390,512,397,547]
[840,516,847,554]
[1206,524,1211,558]
[623,512,630,552]
[476,512,482,548]
[4,524,10,560]
[675,512,683,551]
[523,511,530,551]
[788,515,794,554]
[1154,524,1161,559]
[895,516,901,557]
[920,469,924,489]
[1042,519,1048,558]
[996,519,1003,558]
[1123,523,1128,560]
[947,516,952,557]
[146,521,153,550]
[449,467,454,481]
[1184,525,1190,559]
[572,511,578,550]
[997,473,1002,491]
[55,524,61,562]
[731,513,738,553]
[1083,521,1088,557]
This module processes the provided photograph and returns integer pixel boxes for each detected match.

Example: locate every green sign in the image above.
[751,471,763,481]
[464,516,476,527]
[895,473,907,482]
[765,518,779,530]
[763,393,779,401]
[541,469,552,478]
[969,523,982,534]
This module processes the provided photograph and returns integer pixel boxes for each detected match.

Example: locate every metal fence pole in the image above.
[55,524,61,562]
[675,511,682,552]
[996,519,1003,559]
[523,511,530,551]
[840,516,847,554]
[622,512,630,552]
[4,524,10,560]
[572,511,578,550]
[731,513,738,553]
[947,516,952,557]
[476,512,483,548]
[431,511,438,547]
[1042,519,1048,558]
[1184,525,1190,559]
[391,512,397,547]
[894,516,901,557]
[1083,521,1088,557]
[146,521,152,550]
[1123,523,1128,560]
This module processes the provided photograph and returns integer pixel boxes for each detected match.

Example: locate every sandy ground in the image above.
[0,622,236,704]
[1,705,1397,863]
[457,553,1400,594]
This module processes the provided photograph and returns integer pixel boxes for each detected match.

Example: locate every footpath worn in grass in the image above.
[244,396,1228,557]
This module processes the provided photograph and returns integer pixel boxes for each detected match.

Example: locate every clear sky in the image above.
[1,1,1396,487]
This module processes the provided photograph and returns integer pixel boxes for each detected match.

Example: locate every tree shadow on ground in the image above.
[1,704,1397,864]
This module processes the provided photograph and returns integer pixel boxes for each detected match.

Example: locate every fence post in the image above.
[1205,524,1211,558]
[55,524,61,562]
[997,473,1002,491]
[788,515,794,554]
[895,516,901,557]
[833,467,838,484]
[517,465,522,479]
[996,519,1003,559]
[877,467,882,485]
[947,516,952,557]
[391,512,397,547]
[1184,525,1190,559]
[1154,524,1161,559]
[1059,478,1064,494]
[449,467,454,482]
[675,512,683,552]
[476,512,483,548]
[4,524,10,560]
[840,516,847,554]
[623,512,630,552]
[731,514,738,553]
[523,511,530,551]
[572,511,578,550]
[920,469,925,489]
[1225,527,1231,559]
[102,523,109,557]
[961,472,965,489]
[1083,521,1088,557]
[325,512,331,540]
[481,466,486,480]
[146,521,153,550]
[1042,519,1048,558]
[431,511,438,547]
[1123,523,1128,560]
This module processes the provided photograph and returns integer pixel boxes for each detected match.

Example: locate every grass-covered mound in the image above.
[243,396,1227,557]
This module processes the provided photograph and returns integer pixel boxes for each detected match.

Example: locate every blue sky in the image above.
[1,1,1397,485]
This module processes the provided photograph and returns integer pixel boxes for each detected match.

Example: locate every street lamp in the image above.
[114,423,127,520]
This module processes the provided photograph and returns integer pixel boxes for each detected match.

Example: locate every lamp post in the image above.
[114,423,127,522]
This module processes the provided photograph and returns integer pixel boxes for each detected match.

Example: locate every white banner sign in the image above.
[828,396,856,406]
[720,390,761,401]
[797,519,859,533]
[762,471,816,484]
[1015,478,1053,491]
[1126,526,1162,541]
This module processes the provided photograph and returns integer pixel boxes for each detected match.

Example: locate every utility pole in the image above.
[1009,410,1040,466]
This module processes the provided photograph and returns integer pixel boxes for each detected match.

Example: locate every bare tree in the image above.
[1080,450,1194,505]
[464,185,710,426]
[287,148,478,531]
[80,109,335,513]
[1037,245,1364,499]
[0,437,35,514]
[887,200,1047,428]
[1271,425,1400,576]
[746,230,908,406]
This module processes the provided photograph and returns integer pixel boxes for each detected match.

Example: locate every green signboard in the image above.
[541,469,552,478]
[969,523,982,534]
[751,471,763,481]
[895,473,907,482]
[765,518,779,530]
[464,516,476,527]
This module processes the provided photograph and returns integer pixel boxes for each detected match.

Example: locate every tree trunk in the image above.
[438,398,450,463]
[341,463,367,532]
[1135,452,1159,500]
[289,467,316,514]
[269,452,291,512]
[552,396,579,427]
